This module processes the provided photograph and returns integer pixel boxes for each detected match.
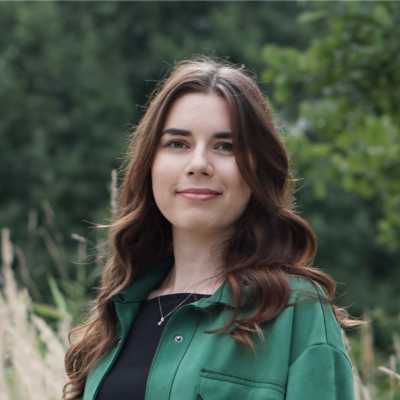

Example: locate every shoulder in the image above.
[283,275,351,366]
[287,274,325,298]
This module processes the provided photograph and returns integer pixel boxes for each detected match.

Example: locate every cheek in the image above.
[223,161,251,200]
[151,154,180,201]
[151,156,167,196]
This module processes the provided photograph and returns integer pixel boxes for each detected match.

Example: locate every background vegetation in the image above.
[0,1,399,399]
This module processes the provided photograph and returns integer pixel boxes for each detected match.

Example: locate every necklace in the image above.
[157,274,196,326]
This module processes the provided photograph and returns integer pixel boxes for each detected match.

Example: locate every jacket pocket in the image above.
[196,369,285,400]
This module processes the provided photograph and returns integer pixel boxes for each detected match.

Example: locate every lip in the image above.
[176,188,222,202]
[177,188,221,194]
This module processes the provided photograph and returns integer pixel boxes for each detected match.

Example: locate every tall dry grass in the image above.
[0,228,71,400]
[343,314,400,400]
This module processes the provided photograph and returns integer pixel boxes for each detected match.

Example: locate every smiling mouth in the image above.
[176,191,221,202]
[177,188,221,195]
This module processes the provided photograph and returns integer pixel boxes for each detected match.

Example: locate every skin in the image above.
[149,92,252,298]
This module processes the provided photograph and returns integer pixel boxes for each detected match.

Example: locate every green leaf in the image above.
[298,10,326,24]
[47,274,68,318]
[32,302,63,320]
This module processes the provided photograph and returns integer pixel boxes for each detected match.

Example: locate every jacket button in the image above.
[174,335,183,343]
[115,339,121,348]
[117,295,125,301]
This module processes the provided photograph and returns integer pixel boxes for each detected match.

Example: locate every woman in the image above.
[63,57,358,400]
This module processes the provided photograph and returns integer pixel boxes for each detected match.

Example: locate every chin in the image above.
[174,220,222,233]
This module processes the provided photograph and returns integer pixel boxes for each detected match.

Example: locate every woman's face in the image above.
[151,92,252,235]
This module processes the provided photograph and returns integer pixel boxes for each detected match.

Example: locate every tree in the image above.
[262,1,400,316]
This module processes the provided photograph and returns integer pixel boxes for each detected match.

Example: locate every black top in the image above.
[95,292,211,400]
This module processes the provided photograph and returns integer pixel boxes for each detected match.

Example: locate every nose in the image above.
[185,146,214,177]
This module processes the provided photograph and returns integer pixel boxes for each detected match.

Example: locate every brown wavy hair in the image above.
[63,56,358,399]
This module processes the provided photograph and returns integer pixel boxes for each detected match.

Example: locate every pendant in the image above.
[158,317,164,326]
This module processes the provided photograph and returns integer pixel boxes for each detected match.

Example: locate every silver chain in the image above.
[157,274,195,326]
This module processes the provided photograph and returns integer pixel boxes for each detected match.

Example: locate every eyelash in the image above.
[167,140,233,152]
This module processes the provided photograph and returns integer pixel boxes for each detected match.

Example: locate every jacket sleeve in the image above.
[285,344,355,400]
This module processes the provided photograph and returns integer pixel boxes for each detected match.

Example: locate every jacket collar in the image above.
[114,255,244,309]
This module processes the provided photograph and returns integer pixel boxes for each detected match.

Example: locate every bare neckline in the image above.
[144,292,211,303]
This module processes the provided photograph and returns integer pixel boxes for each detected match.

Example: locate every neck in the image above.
[162,227,231,294]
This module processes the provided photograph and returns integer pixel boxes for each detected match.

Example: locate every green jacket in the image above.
[83,256,355,400]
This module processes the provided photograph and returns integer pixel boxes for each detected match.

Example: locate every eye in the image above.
[168,140,188,149]
[217,142,233,152]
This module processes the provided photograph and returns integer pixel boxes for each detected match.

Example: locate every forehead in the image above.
[162,92,231,133]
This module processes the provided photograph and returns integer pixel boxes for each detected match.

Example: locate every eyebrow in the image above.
[160,128,232,139]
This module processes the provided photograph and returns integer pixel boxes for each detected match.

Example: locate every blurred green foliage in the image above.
[262,1,400,322]
[0,1,399,363]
